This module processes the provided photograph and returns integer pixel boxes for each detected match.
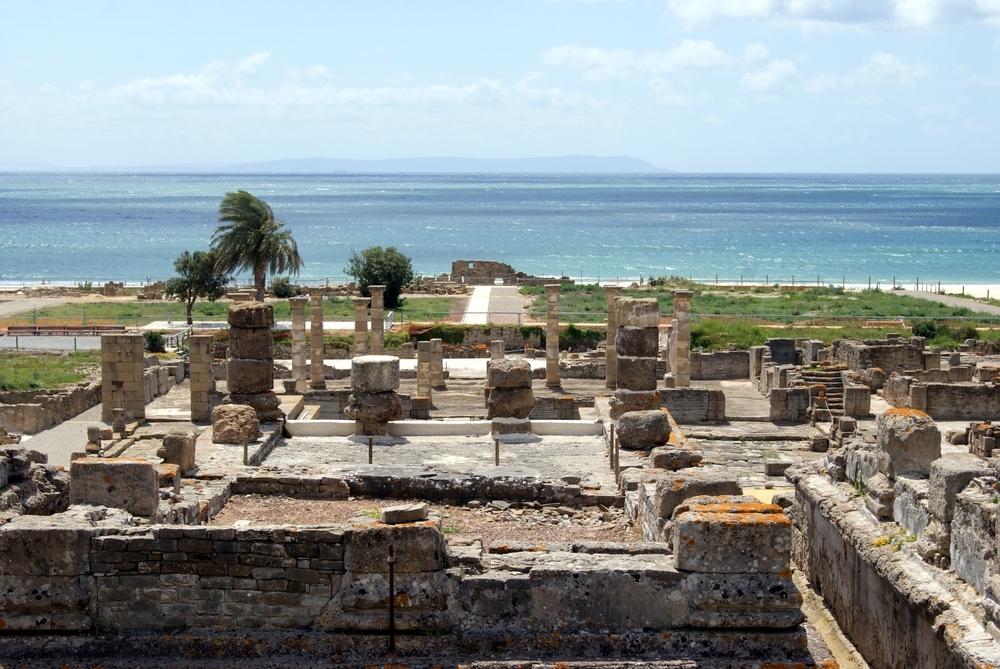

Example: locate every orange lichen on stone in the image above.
[686,502,783,515]
[885,407,931,419]
[681,511,791,527]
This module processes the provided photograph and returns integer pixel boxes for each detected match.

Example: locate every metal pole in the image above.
[368,436,373,464]
[614,429,620,480]
[243,439,248,466]
[609,424,615,468]
[387,544,396,654]
[494,437,500,467]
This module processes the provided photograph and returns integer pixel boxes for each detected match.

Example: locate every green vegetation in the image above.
[344,246,415,309]
[269,276,301,298]
[164,249,230,324]
[212,190,304,301]
[143,331,166,353]
[0,351,101,392]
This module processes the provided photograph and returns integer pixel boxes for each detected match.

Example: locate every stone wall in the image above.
[659,388,726,423]
[450,260,568,287]
[0,381,101,433]
[836,338,925,373]
[883,375,1000,420]
[690,350,749,380]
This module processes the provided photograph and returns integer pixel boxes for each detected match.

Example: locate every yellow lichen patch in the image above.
[686,502,783,515]
[885,407,930,419]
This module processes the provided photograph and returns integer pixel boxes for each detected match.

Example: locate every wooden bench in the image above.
[5,324,127,336]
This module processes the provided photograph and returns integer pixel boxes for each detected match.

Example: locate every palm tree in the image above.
[211,190,304,301]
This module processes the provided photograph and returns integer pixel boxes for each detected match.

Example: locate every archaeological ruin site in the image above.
[4,277,1000,668]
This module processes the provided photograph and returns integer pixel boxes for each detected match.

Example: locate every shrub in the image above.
[143,331,166,353]
[344,246,414,309]
[270,276,301,298]
[559,324,604,351]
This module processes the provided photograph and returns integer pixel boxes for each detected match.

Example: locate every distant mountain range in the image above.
[0,155,670,174]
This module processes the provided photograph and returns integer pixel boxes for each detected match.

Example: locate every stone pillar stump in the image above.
[290,296,308,392]
[369,285,385,355]
[352,297,371,357]
[545,284,561,388]
[309,294,326,390]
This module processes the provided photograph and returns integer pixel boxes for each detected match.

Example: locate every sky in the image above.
[1,1,999,172]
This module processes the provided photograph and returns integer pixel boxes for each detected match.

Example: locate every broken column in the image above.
[290,296,309,392]
[309,294,326,390]
[545,284,561,388]
[352,297,370,357]
[609,297,661,419]
[487,358,535,436]
[101,334,146,422]
[671,290,692,388]
[370,285,385,355]
[490,340,504,360]
[417,340,433,401]
[605,285,622,389]
[430,338,445,389]
[344,355,403,436]
[226,302,281,422]
[187,334,214,422]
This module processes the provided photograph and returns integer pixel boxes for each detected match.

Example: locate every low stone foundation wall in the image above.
[690,350,749,380]
[659,387,726,423]
[0,381,101,433]
[883,375,1000,420]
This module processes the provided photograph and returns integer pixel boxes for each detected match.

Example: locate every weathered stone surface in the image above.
[226,358,274,394]
[344,391,403,423]
[227,302,273,329]
[928,458,990,523]
[491,417,532,434]
[486,359,533,389]
[672,495,762,517]
[875,408,941,478]
[616,356,659,391]
[486,387,536,420]
[649,446,702,470]
[226,392,282,422]
[156,429,197,473]
[609,390,661,419]
[653,469,742,519]
[686,572,804,628]
[616,410,671,449]
[351,355,400,393]
[616,298,660,328]
[615,326,659,357]
[211,404,261,444]
[70,458,159,516]
[344,521,445,573]
[674,502,790,573]
[227,326,274,360]
[381,502,429,524]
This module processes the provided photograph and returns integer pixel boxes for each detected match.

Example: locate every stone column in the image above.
[487,359,535,437]
[188,334,215,422]
[490,340,505,360]
[227,302,281,422]
[672,290,692,388]
[352,297,370,357]
[417,340,433,401]
[369,285,385,355]
[290,296,309,393]
[309,294,326,390]
[545,284,561,388]
[101,334,146,422]
[344,355,402,437]
[605,286,622,389]
[609,297,661,421]
[430,338,445,389]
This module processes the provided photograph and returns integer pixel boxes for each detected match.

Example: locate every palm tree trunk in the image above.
[254,264,266,302]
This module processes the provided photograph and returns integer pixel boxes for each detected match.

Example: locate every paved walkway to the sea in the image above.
[0,297,71,317]
[895,289,1000,318]
[461,285,523,324]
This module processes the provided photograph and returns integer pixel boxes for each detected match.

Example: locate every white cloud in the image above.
[806,52,926,91]
[542,40,731,80]
[666,0,1000,28]
[78,80,96,91]
[740,59,797,91]
[742,42,771,62]
[235,52,270,74]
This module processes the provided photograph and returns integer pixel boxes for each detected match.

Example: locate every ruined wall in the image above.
[0,381,101,434]
[450,260,568,287]
[690,351,748,380]
[882,375,1000,421]
[836,339,924,374]
[659,388,725,423]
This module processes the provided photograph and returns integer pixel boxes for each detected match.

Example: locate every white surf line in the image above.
[462,285,492,324]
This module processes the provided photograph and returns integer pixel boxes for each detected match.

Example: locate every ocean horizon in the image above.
[2,172,999,291]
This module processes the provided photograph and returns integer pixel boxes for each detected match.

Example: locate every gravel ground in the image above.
[211,495,639,549]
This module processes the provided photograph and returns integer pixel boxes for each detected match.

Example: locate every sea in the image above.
[1,172,999,290]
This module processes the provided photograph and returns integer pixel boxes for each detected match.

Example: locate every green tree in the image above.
[344,246,414,309]
[211,190,304,301]
[164,250,230,325]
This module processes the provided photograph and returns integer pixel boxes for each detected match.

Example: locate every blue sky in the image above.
[1,1,999,171]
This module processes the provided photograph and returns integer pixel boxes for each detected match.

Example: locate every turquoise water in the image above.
[1,173,998,285]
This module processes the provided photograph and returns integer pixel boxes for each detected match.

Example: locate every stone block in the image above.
[70,458,159,516]
[608,390,661,420]
[381,503,429,524]
[674,502,790,573]
[0,523,91,577]
[615,356,658,391]
[226,392,282,423]
[344,522,445,573]
[157,429,197,473]
[486,387,536,420]
[227,358,274,395]
[228,302,273,329]
[486,359,533,389]
[227,327,274,360]
[351,356,400,393]
[616,298,660,328]
[615,410,671,449]
[686,572,803,628]
[615,326,659,357]
[491,417,532,435]
[653,469,742,519]
[876,408,941,479]
[211,404,261,444]
[344,391,403,423]
[928,458,990,524]
[764,460,793,477]
[649,446,702,470]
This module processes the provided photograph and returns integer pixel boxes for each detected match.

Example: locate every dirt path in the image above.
[0,297,73,317]
[895,289,1000,317]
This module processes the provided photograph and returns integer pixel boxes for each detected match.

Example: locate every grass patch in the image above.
[0,351,101,392]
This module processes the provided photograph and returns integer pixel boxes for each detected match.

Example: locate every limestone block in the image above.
[928,458,990,524]
[0,522,91,577]
[351,355,400,393]
[381,502,429,524]
[671,495,762,517]
[616,298,660,328]
[227,358,274,394]
[615,356,658,391]
[875,408,942,479]
[674,502,790,573]
[608,390,661,419]
[156,429,197,474]
[344,391,403,423]
[615,326,659,358]
[686,572,803,628]
[486,359,533,389]
[211,404,261,444]
[227,326,274,360]
[70,458,159,516]
[227,302,273,329]
[653,469,742,519]
[344,521,445,573]
[649,446,702,470]
[616,410,671,449]
[893,474,931,540]
[491,417,532,435]
[864,472,895,520]
[227,392,281,422]
[486,387,536,420]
